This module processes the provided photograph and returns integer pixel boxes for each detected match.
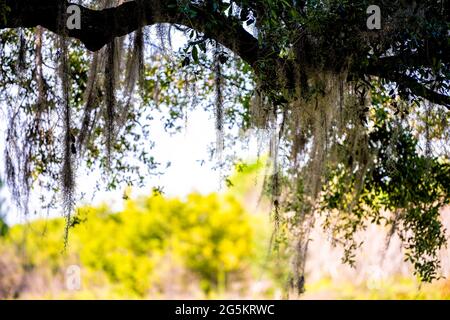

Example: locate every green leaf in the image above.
[191,45,199,63]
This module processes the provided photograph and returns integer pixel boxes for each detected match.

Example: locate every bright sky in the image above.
[0,106,230,225]
[1,102,267,225]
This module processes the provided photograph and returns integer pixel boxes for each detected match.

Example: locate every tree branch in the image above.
[0,0,268,68]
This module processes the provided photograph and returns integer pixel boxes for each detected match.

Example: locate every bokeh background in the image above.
[1,161,450,300]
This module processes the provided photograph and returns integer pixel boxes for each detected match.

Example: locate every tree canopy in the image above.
[0,0,449,292]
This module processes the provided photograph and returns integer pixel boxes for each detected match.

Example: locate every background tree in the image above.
[0,0,449,292]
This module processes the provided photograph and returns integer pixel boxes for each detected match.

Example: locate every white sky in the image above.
[0,107,229,225]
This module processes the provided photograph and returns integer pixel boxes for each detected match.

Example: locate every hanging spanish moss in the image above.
[268,111,281,227]
[17,28,26,72]
[214,45,224,161]
[122,28,145,125]
[157,24,170,52]
[105,39,117,169]
[78,51,101,152]
[58,24,75,247]
[4,27,47,216]
[34,26,45,109]
[254,68,380,296]
[135,28,145,91]
[4,115,31,214]
[250,88,271,129]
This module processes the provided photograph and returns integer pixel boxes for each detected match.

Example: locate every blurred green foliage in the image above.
[1,193,262,297]
[81,193,255,295]
[0,162,284,298]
